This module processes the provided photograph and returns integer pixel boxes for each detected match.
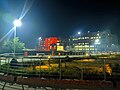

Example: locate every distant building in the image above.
[36,37,64,53]
[65,30,119,53]
[100,30,119,52]
[36,30,119,54]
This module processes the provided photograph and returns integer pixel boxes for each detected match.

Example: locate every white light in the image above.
[38,37,42,40]
[95,39,100,44]
[13,19,22,27]
[78,32,81,35]
[95,39,99,43]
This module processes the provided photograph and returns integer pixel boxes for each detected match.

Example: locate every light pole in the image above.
[13,19,22,56]
[38,37,42,50]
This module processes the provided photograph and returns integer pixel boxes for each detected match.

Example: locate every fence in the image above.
[0,56,120,81]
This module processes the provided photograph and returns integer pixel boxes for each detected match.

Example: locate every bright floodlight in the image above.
[38,37,42,40]
[95,39,100,44]
[78,32,81,35]
[95,39,99,43]
[13,19,22,27]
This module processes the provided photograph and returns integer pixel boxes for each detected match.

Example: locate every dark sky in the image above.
[0,0,120,48]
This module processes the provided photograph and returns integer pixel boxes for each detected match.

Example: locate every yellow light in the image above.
[48,55,51,59]
[57,46,64,51]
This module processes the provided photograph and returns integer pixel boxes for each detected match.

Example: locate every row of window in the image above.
[73,43,91,45]
[74,45,95,47]
[72,36,101,40]
[74,47,95,50]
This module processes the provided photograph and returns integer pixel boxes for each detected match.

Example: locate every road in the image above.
[0,82,120,90]
[0,82,53,90]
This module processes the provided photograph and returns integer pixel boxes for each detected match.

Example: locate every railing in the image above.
[0,56,120,89]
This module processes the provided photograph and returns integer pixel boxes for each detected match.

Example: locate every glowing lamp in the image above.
[13,19,22,27]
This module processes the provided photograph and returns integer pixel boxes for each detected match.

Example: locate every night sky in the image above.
[0,0,120,48]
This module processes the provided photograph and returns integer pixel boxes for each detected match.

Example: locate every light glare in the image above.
[95,39,99,43]
[78,32,81,35]
[13,19,22,27]
[95,39,100,44]
[38,37,42,40]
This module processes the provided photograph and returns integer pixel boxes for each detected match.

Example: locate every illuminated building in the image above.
[45,37,58,51]
[66,30,119,53]
[67,31,98,53]
[36,37,64,52]
[36,30,119,53]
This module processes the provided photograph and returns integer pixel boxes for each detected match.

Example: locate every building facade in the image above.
[36,37,64,52]
[65,30,119,53]
[36,30,119,54]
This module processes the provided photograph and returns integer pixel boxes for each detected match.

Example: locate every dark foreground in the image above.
[0,75,120,90]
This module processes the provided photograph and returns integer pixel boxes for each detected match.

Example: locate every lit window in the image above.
[90,45,94,47]
[85,43,89,45]
[91,37,94,39]
[90,48,94,50]
[85,37,89,39]
[84,45,89,47]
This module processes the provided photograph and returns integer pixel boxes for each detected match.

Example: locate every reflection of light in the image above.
[13,19,22,27]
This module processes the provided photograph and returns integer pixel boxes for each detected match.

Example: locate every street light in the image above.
[38,37,42,40]
[13,19,22,56]
[13,19,22,27]
[38,37,42,51]
[78,32,81,35]
[38,37,42,45]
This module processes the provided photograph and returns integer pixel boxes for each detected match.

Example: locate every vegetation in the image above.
[0,58,120,80]
[2,37,25,53]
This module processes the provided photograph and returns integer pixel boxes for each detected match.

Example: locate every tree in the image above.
[2,37,25,53]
